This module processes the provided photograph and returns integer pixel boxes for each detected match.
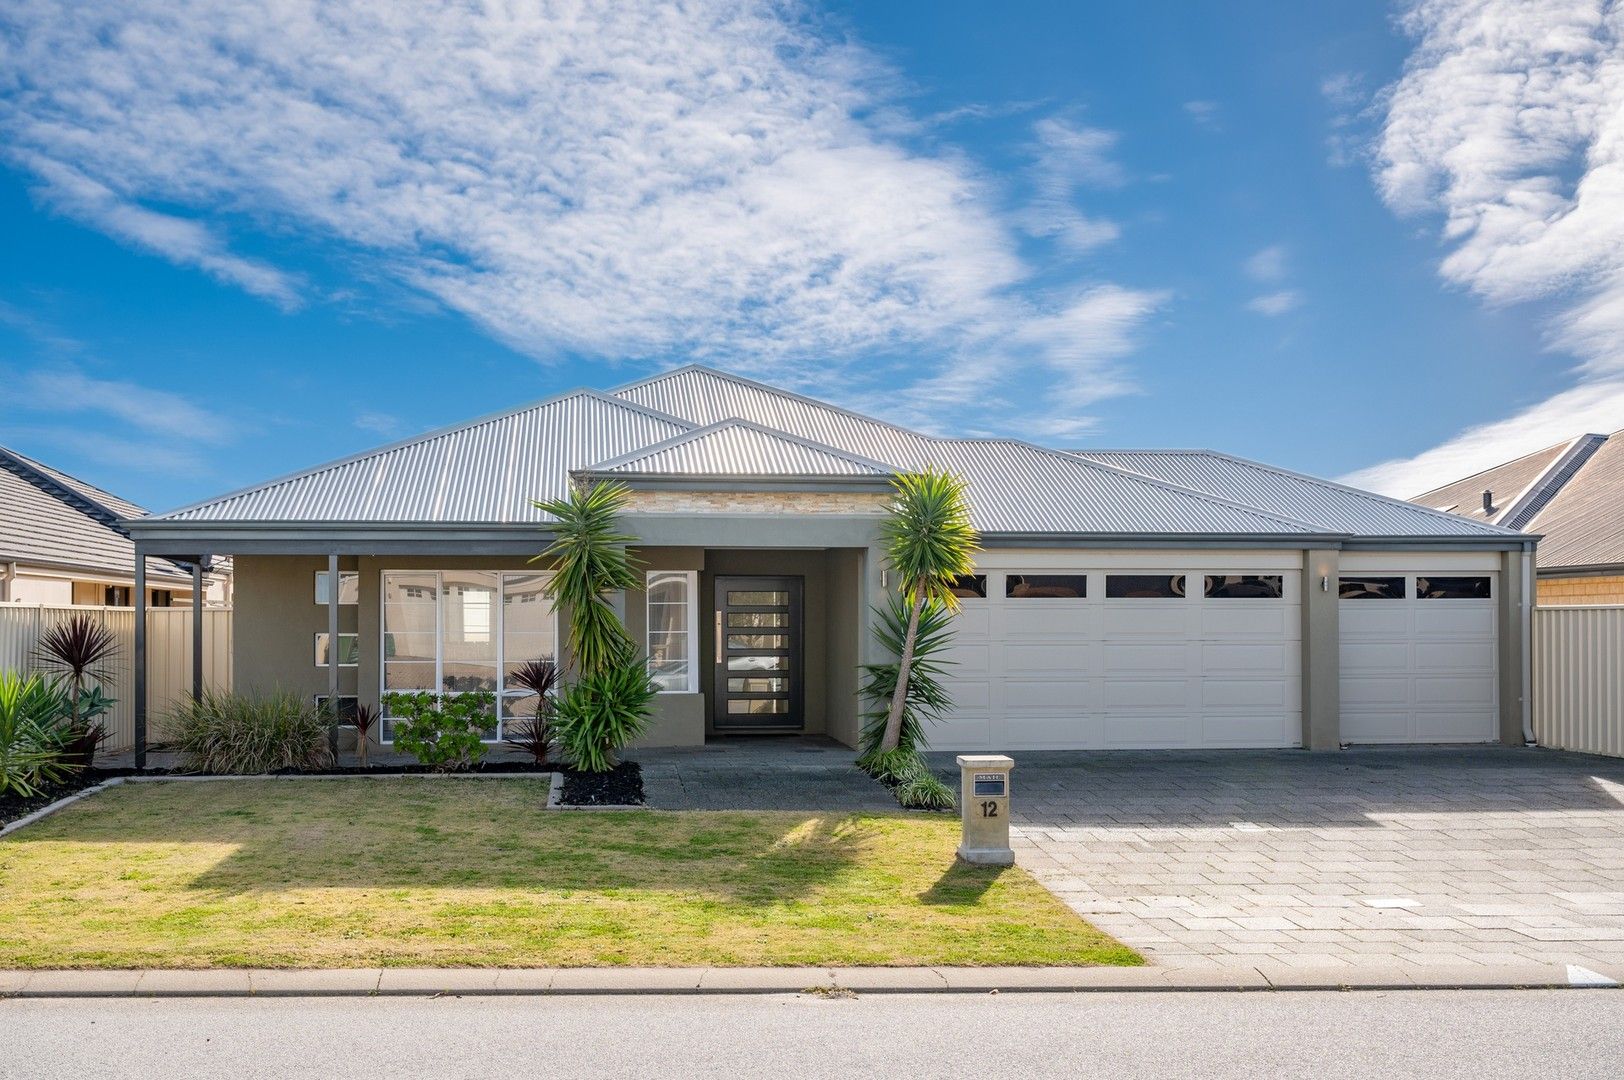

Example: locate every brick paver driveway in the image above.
[992,747,1624,973]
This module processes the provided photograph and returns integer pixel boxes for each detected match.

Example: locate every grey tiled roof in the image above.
[146,365,1527,542]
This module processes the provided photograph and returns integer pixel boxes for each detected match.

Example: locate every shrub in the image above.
[553,660,657,773]
[858,594,955,758]
[855,746,920,784]
[892,758,956,811]
[168,690,334,774]
[503,658,560,765]
[0,673,75,797]
[351,703,379,768]
[34,615,118,768]
[383,692,494,772]
[532,481,641,676]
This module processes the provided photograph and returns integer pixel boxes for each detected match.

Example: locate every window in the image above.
[315,695,359,721]
[1417,576,1492,600]
[949,574,987,598]
[315,571,359,605]
[1107,574,1186,599]
[1204,575,1284,599]
[1339,576,1405,600]
[1006,574,1087,599]
[380,570,557,742]
[103,585,131,607]
[647,570,697,693]
[151,590,174,608]
[314,633,360,667]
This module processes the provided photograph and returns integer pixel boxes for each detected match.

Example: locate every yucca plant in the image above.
[351,703,379,768]
[0,673,75,797]
[875,468,979,752]
[533,481,641,676]
[857,593,956,761]
[553,660,657,773]
[167,690,334,775]
[34,615,118,767]
[503,657,560,765]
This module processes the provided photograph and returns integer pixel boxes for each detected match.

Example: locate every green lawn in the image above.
[0,779,1139,969]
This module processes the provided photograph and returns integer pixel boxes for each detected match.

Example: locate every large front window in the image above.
[646,570,697,692]
[380,570,556,741]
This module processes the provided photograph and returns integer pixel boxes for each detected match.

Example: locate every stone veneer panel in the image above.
[625,490,889,515]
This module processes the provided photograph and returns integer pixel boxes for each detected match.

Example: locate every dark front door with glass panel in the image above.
[713,576,803,732]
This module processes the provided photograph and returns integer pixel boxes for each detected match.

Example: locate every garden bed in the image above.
[0,768,137,828]
[558,760,643,806]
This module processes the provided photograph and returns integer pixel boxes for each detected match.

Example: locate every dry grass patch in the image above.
[0,779,1139,970]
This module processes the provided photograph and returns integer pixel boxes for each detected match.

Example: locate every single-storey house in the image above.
[1,444,229,608]
[1412,431,1624,605]
[124,365,1534,764]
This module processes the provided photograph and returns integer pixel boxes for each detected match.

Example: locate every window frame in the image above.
[646,569,699,694]
[377,569,558,743]
[315,570,359,606]
[314,632,360,668]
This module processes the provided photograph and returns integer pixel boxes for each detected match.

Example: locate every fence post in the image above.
[134,552,147,770]
[192,563,204,704]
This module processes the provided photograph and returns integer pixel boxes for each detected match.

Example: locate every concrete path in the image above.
[639,736,898,810]
[4,990,1621,1079]
[992,746,1624,976]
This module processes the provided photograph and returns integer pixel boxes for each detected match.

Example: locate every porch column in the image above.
[327,553,340,757]
[1300,547,1341,750]
[134,548,148,770]
[191,561,204,703]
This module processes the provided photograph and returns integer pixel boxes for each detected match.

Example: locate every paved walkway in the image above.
[986,747,1624,975]
[639,737,898,810]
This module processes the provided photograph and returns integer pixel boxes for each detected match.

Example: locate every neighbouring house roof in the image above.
[138,364,1526,544]
[0,445,204,582]
[1414,432,1624,571]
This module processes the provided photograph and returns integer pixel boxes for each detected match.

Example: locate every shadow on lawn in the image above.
[918,861,1006,906]
[12,781,880,903]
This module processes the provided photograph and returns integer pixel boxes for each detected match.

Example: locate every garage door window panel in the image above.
[1106,574,1186,599]
[949,574,987,598]
[1417,576,1492,599]
[1203,575,1283,599]
[1006,574,1087,599]
[1340,576,1405,600]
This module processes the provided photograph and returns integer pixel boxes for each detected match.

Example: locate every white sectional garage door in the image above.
[932,568,1301,751]
[1339,572,1498,743]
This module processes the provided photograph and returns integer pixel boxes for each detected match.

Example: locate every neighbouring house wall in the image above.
[1538,575,1624,605]
[233,556,358,703]
[10,575,71,606]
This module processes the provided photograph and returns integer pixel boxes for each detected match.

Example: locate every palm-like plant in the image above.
[503,657,561,765]
[532,481,642,676]
[0,673,75,797]
[875,468,979,753]
[351,703,378,768]
[858,593,956,758]
[34,615,119,767]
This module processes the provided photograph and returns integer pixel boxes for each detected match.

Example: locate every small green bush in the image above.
[893,759,955,811]
[0,672,75,797]
[168,690,334,774]
[553,661,657,773]
[855,746,919,784]
[383,692,494,772]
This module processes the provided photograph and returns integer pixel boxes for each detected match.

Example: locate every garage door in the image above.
[931,569,1301,751]
[1339,573,1497,743]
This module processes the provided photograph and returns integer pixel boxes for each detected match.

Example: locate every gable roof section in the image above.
[0,446,194,580]
[1074,449,1519,538]
[156,390,693,523]
[1412,437,1581,525]
[1500,433,1623,570]
[582,420,895,478]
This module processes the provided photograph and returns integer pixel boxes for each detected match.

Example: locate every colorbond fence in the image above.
[1534,605,1624,759]
[0,605,232,752]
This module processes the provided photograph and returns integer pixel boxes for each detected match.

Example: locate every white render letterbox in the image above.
[956,754,1014,865]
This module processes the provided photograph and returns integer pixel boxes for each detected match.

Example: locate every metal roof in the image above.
[144,364,1529,543]
[155,390,692,523]
[1074,449,1518,539]
[0,446,196,581]
[584,420,894,477]
[1416,431,1624,570]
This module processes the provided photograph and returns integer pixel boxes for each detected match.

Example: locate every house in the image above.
[1412,433,1624,605]
[0,444,229,608]
[123,365,1533,762]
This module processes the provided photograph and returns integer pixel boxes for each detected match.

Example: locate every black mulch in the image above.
[0,768,141,828]
[559,761,644,806]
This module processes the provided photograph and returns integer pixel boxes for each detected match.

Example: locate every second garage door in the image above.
[931,567,1301,751]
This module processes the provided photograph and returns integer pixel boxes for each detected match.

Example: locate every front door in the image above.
[713,576,803,732]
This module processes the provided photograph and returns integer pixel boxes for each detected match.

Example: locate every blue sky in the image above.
[2,1,1620,511]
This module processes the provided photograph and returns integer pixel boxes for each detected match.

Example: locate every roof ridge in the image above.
[610,363,937,445]
[148,388,695,521]
[0,445,142,536]
[1411,435,1591,501]
[1501,433,1608,532]
[578,418,900,475]
[1079,447,1519,537]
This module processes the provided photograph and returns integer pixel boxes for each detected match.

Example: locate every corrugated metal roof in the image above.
[0,446,194,581]
[1075,450,1518,538]
[157,391,693,523]
[586,420,894,477]
[1412,438,1576,524]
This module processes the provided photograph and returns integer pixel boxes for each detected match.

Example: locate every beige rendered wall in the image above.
[621,547,707,748]
[824,548,864,748]
[1300,548,1340,751]
[1538,575,1624,605]
[233,556,358,702]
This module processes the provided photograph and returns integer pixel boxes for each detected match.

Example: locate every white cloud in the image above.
[1183,100,1220,129]
[1016,116,1126,254]
[1320,72,1366,110]
[19,367,232,444]
[0,1,1161,435]
[1245,245,1289,283]
[1246,290,1303,316]
[354,411,402,437]
[1348,0,1624,494]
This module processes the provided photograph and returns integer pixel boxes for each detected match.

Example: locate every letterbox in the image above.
[955,754,1014,865]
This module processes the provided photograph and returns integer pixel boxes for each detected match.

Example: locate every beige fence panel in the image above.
[1534,605,1624,759]
[0,605,233,752]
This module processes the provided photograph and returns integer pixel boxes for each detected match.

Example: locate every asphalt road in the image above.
[4,990,1622,1078]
